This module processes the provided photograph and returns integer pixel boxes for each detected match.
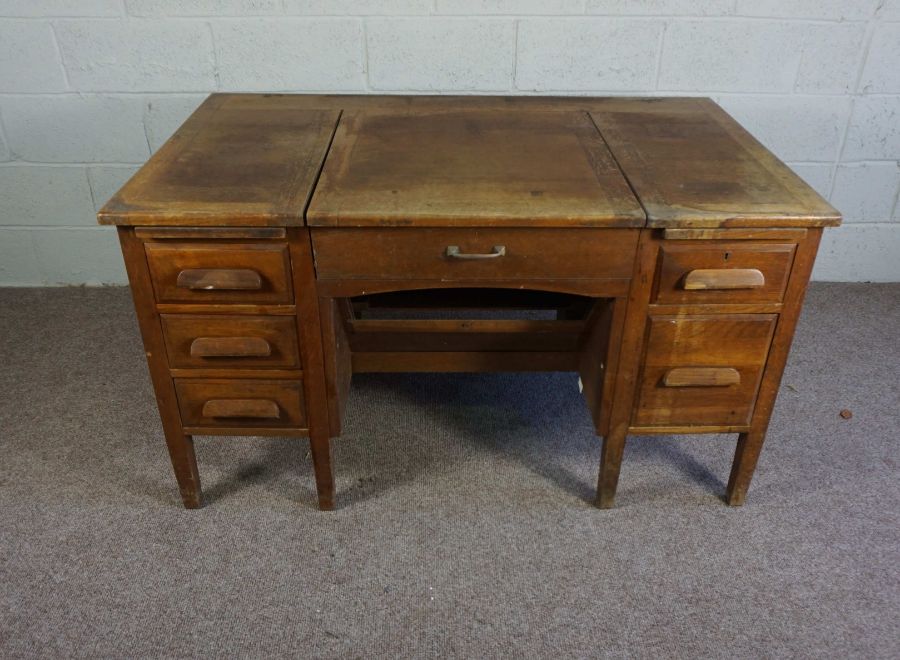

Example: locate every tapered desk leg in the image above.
[596,425,627,509]
[594,230,656,509]
[310,431,335,510]
[163,429,203,509]
[725,430,765,506]
[724,229,823,507]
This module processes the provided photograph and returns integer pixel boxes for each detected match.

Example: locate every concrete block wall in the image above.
[1,0,898,285]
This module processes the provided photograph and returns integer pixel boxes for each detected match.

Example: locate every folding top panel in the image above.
[98,96,340,226]
[306,109,646,228]
[590,98,840,228]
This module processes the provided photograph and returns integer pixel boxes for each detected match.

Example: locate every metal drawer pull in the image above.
[176,268,263,291]
[190,337,272,358]
[446,245,506,260]
[664,367,741,387]
[683,268,765,290]
[201,399,280,419]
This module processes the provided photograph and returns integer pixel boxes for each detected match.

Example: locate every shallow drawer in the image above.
[633,314,776,428]
[654,242,795,304]
[161,314,301,369]
[175,378,307,430]
[145,242,293,304]
[312,228,638,281]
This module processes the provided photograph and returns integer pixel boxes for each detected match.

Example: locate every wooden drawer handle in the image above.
[190,337,272,358]
[446,245,506,260]
[683,268,765,290]
[176,268,262,291]
[663,367,741,387]
[201,399,281,419]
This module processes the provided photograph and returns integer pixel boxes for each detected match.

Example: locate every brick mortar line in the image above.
[652,20,667,89]
[47,21,73,92]
[2,15,888,23]
[4,91,897,99]
[829,14,882,199]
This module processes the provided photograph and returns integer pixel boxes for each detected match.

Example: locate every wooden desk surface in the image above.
[307,109,644,227]
[98,94,840,229]
[100,93,842,510]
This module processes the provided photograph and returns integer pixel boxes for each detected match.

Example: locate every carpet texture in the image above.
[0,284,898,658]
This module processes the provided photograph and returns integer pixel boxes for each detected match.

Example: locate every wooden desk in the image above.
[98,95,840,510]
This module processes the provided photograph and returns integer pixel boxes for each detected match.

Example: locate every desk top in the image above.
[98,94,840,229]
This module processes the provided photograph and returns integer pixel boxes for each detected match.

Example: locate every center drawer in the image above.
[312,228,638,281]
[161,314,301,369]
[633,314,776,428]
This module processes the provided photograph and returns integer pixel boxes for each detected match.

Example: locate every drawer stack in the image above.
[142,234,308,435]
[631,235,800,432]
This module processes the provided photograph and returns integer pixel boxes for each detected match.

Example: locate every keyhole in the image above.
[724,251,731,261]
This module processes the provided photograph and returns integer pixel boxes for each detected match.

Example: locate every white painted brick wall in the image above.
[367,18,514,91]
[214,19,366,91]
[0,0,897,284]
[516,19,663,91]
[55,19,217,91]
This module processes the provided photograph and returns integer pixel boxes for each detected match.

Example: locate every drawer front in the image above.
[655,243,795,304]
[145,242,293,304]
[312,228,639,281]
[175,378,307,430]
[161,314,301,369]
[634,314,776,428]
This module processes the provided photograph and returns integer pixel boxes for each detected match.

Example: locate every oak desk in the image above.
[98,95,840,510]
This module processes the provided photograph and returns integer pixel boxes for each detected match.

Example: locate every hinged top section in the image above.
[306,109,646,227]
[97,95,340,226]
[96,94,841,229]
[590,98,841,228]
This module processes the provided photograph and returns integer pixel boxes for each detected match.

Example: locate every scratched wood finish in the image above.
[307,109,645,227]
[100,94,841,511]
[98,100,341,226]
[590,100,840,228]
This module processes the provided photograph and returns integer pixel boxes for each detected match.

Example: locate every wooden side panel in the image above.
[596,229,658,508]
[318,297,353,437]
[117,227,203,508]
[577,300,616,435]
[726,228,824,505]
[287,228,337,510]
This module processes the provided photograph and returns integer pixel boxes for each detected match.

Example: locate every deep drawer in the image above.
[312,228,639,281]
[174,378,307,430]
[633,314,776,428]
[145,242,293,304]
[161,314,301,369]
[654,242,795,304]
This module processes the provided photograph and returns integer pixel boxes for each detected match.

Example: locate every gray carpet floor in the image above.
[0,283,898,659]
